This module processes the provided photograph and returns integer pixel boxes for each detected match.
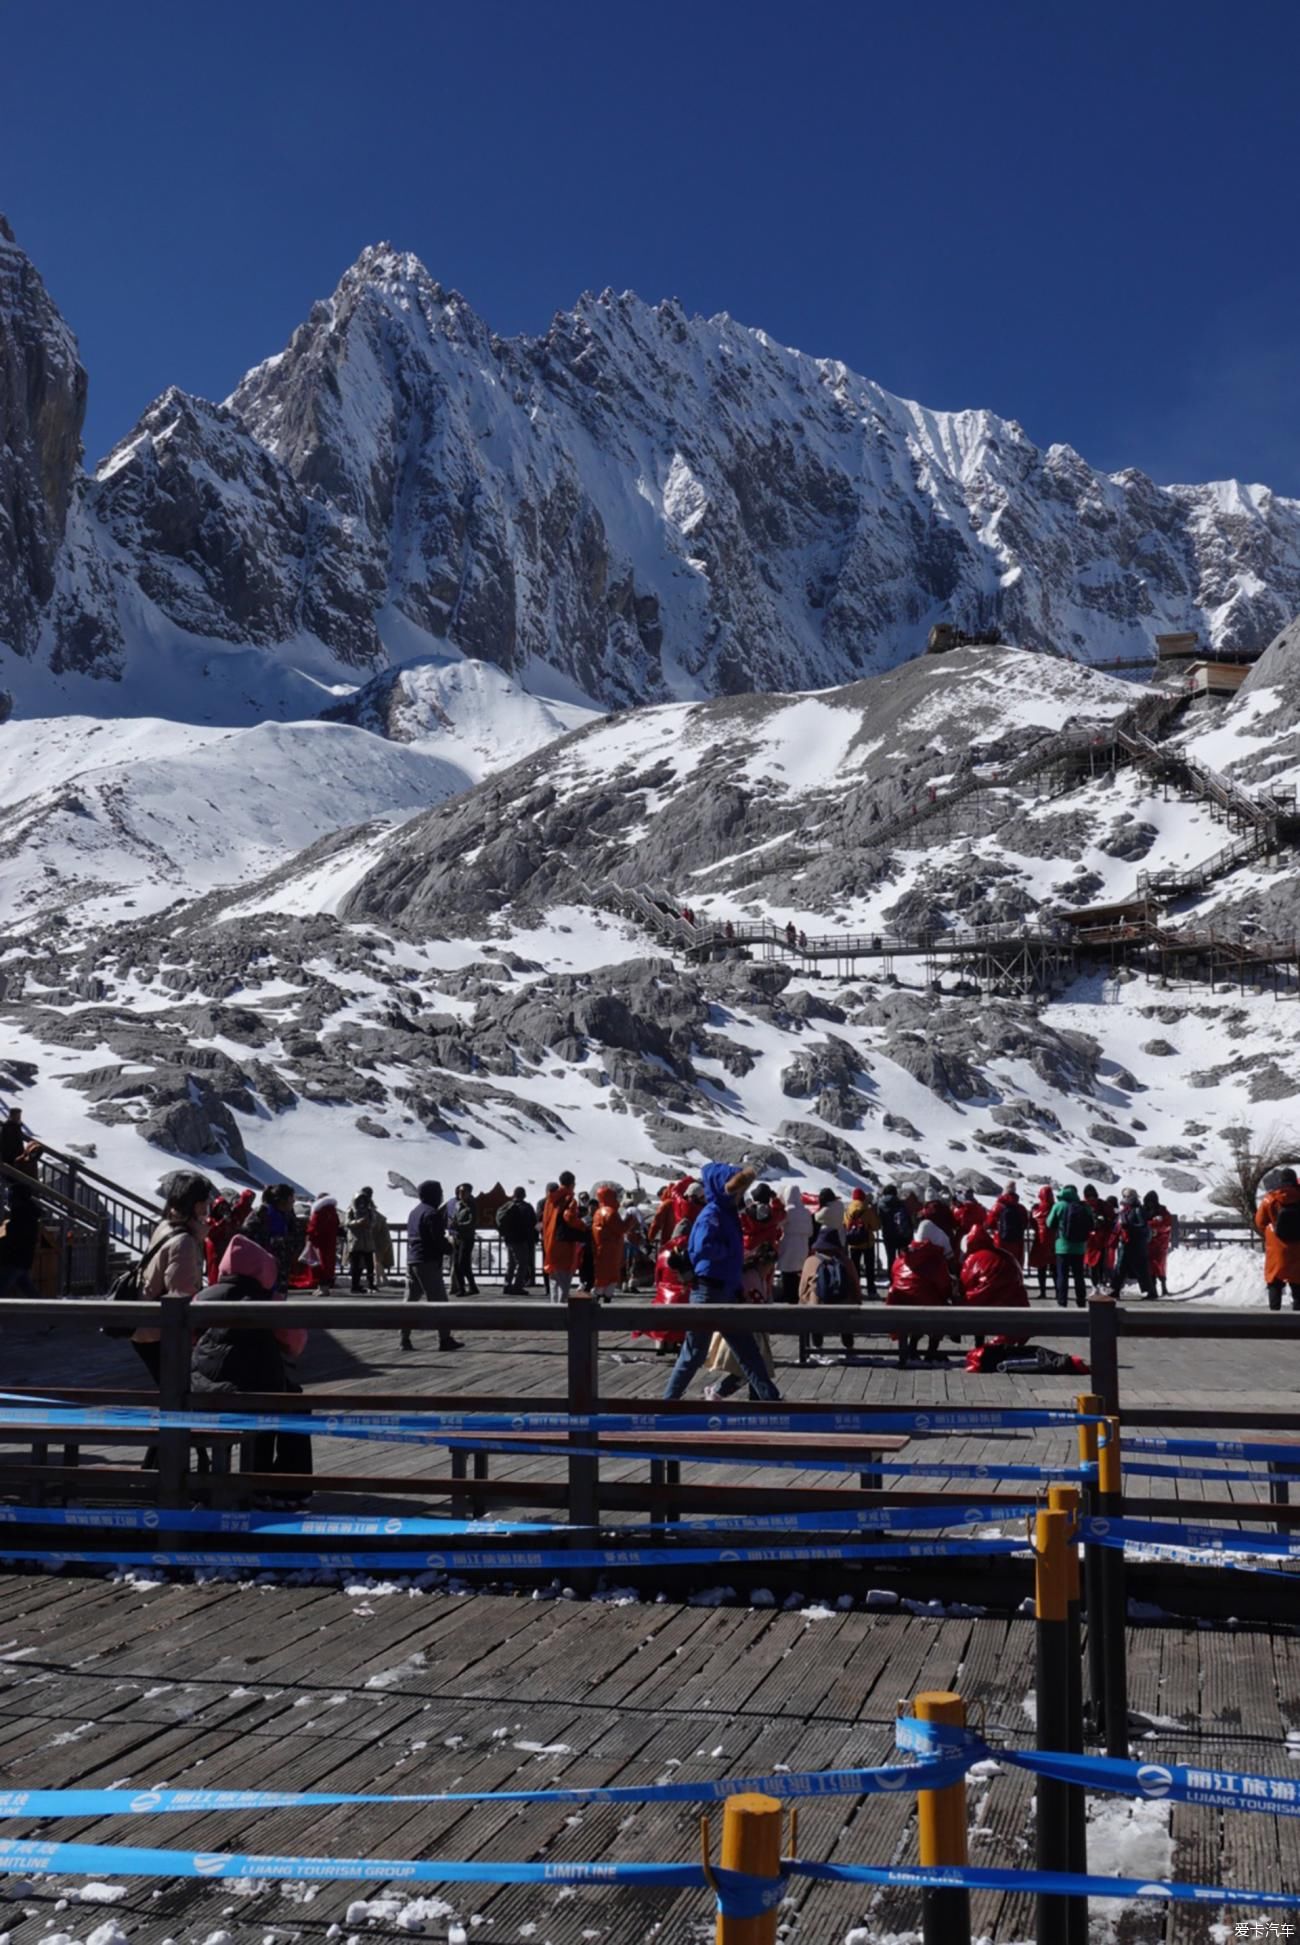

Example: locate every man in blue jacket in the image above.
[662,1163,782,1401]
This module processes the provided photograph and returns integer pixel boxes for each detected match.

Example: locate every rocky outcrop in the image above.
[0,216,87,656]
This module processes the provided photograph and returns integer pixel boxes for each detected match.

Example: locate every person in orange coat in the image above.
[542,1171,588,1304]
[590,1184,627,1299]
[886,1236,952,1366]
[1025,1184,1054,1299]
[1255,1170,1300,1311]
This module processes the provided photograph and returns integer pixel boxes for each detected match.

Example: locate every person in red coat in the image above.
[960,1223,1031,1350]
[886,1237,952,1366]
[740,1186,785,1296]
[1148,1206,1173,1297]
[204,1197,233,1286]
[1025,1184,1054,1299]
[952,1192,986,1238]
[228,1188,255,1235]
[639,1219,692,1352]
[306,1194,340,1289]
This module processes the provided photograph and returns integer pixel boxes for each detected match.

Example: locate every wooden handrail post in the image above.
[1097,1416,1128,1758]
[914,1691,971,1945]
[715,1793,782,1944]
[156,1297,192,1510]
[1087,1294,1120,1414]
[1075,1392,1105,1739]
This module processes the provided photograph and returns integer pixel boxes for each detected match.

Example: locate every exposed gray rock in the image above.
[1142,1039,1178,1057]
[1158,1168,1202,1194]
[355,1116,390,1139]
[952,1167,1001,1196]
[0,217,86,658]
[977,1126,1043,1155]
[1096,816,1159,862]
[775,1121,867,1176]
[1070,1158,1119,1185]
[1087,1123,1138,1149]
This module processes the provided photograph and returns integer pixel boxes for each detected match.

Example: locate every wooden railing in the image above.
[0,1295,1295,1543]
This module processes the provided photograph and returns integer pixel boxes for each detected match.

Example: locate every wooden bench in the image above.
[445,1428,911,1520]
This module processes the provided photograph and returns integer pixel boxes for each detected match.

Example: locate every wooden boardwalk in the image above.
[0,1572,1295,1942]
[0,1300,1295,1939]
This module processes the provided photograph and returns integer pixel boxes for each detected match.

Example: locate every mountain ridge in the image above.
[4,217,1300,718]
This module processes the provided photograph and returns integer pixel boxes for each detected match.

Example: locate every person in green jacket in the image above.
[1046,1182,1093,1309]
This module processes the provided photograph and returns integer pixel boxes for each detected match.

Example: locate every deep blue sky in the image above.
[4,0,1298,491]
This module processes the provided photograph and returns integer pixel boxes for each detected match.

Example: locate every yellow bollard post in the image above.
[913,1691,970,1945]
[714,1792,782,1945]
[1049,1485,1088,1945]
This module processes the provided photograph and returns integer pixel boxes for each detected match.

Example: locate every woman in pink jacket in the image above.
[192,1234,312,1502]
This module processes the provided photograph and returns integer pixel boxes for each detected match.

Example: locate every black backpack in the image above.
[101,1230,174,1340]
[997,1201,1028,1243]
[1274,1201,1300,1243]
[1119,1206,1148,1242]
[885,1202,914,1246]
[1063,1201,1094,1244]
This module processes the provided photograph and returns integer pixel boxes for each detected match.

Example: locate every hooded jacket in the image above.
[1255,1185,1300,1283]
[688,1162,745,1290]
[542,1184,587,1275]
[993,1188,1029,1248]
[408,1183,447,1267]
[960,1226,1030,1309]
[844,1191,879,1241]
[1026,1185,1055,1267]
[1048,1184,1093,1256]
[191,1234,306,1393]
[886,1239,953,1307]
[306,1196,339,1279]
[777,1187,815,1272]
[591,1186,627,1288]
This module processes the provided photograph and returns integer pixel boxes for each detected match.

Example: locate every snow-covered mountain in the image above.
[6,638,1300,1219]
[0,659,596,929]
[5,218,1300,719]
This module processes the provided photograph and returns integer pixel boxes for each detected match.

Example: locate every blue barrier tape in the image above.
[0,1537,1025,1574]
[0,1833,716,1896]
[1125,1433,1300,1466]
[1083,1515,1300,1561]
[0,1403,1095,1440]
[787,1858,1300,1909]
[0,1755,970,1820]
[0,1502,1030,1541]
[896,1718,1300,1818]
[0,1834,1293,1914]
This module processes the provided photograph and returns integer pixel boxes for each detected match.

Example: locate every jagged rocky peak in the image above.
[5,223,1300,708]
[0,215,87,654]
